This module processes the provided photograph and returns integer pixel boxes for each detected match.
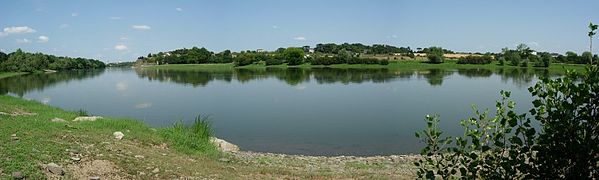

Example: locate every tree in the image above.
[516,43,533,59]
[425,47,444,64]
[539,53,553,67]
[283,48,305,65]
[504,49,522,66]
[589,22,598,64]
[337,49,352,64]
[565,51,578,63]
[581,51,593,64]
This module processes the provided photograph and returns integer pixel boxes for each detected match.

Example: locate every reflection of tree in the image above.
[0,69,105,96]
[416,69,453,86]
[135,68,233,87]
[457,68,493,78]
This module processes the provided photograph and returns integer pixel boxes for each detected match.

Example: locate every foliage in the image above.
[0,49,105,72]
[283,48,305,65]
[581,51,593,64]
[233,52,258,66]
[457,55,493,64]
[314,43,413,54]
[504,49,521,66]
[415,67,599,179]
[529,66,599,178]
[426,47,445,64]
[265,58,284,66]
[536,53,553,67]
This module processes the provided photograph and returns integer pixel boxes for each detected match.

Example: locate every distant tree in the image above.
[539,53,553,67]
[426,47,445,64]
[581,51,593,64]
[516,43,533,59]
[337,49,352,63]
[556,54,566,63]
[565,51,578,63]
[503,49,522,66]
[283,48,305,65]
[588,22,598,64]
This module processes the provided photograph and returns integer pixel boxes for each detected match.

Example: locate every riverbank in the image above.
[0,95,418,179]
[0,72,28,79]
[142,60,587,73]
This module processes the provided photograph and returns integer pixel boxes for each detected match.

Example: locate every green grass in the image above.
[143,60,587,73]
[0,72,28,79]
[159,115,219,156]
[0,95,217,179]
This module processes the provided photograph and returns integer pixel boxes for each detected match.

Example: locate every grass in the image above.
[0,72,28,79]
[143,60,587,73]
[0,95,417,179]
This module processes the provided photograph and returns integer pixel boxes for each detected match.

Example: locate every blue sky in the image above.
[0,0,598,62]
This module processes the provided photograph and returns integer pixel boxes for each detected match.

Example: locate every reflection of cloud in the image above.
[116,82,128,91]
[295,85,307,90]
[134,102,152,109]
[41,97,51,104]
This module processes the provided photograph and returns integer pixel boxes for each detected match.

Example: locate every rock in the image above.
[71,157,81,161]
[210,137,239,152]
[152,168,159,173]
[89,176,100,180]
[12,171,24,179]
[73,116,102,122]
[45,163,64,175]
[51,118,66,122]
[134,155,144,159]
[218,158,230,162]
[113,132,124,140]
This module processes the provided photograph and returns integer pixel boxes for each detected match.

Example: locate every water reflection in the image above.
[0,69,105,96]
[133,67,556,87]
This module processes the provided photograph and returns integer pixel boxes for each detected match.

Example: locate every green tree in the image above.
[425,47,444,64]
[504,49,521,66]
[283,48,305,65]
[565,51,578,63]
[581,51,593,64]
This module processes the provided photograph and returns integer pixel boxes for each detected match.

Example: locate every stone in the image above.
[134,155,144,159]
[218,158,230,162]
[51,118,66,122]
[210,137,239,152]
[45,163,64,175]
[12,171,24,179]
[152,168,159,173]
[73,116,102,122]
[113,132,124,140]
[89,176,100,180]
[71,157,81,161]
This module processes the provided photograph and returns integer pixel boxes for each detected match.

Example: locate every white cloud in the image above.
[59,24,69,29]
[272,25,278,29]
[120,37,129,40]
[293,36,306,41]
[176,7,183,12]
[1,26,36,37]
[109,16,122,20]
[71,12,78,17]
[132,25,151,30]
[37,35,49,43]
[114,44,128,50]
[390,35,398,38]
[16,38,31,43]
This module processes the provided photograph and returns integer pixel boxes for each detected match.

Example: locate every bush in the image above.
[265,58,283,66]
[415,66,599,179]
[426,47,445,64]
[310,56,337,65]
[283,48,305,66]
[379,59,389,65]
[457,55,493,64]
[504,50,521,66]
[233,53,257,66]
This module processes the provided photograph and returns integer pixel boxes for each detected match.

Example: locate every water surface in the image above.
[0,67,553,156]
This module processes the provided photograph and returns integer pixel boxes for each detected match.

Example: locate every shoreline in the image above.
[0,95,418,179]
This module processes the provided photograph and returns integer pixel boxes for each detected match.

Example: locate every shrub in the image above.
[426,47,445,64]
[415,66,599,179]
[265,58,283,66]
[379,59,389,65]
[504,50,521,66]
[457,55,493,64]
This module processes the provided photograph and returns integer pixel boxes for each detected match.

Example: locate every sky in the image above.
[0,0,598,62]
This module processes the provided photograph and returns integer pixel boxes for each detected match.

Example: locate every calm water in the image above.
[0,67,555,156]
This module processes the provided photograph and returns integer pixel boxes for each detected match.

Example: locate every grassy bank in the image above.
[0,72,28,79]
[0,95,417,179]
[143,60,587,73]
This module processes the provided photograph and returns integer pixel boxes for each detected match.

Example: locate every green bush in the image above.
[415,66,599,179]
[426,47,445,64]
[457,55,493,64]
[265,58,283,66]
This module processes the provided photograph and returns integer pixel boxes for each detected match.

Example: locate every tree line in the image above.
[0,49,105,72]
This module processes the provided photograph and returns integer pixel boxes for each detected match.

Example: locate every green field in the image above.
[0,72,28,79]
